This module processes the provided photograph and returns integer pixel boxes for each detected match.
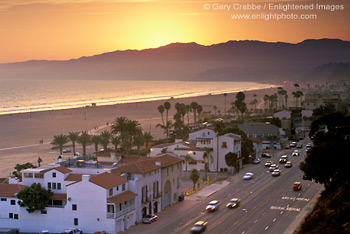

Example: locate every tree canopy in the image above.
[17,183,53,213]
[190,168,200,189]
[225,152,238,174]
[300,113,350,190]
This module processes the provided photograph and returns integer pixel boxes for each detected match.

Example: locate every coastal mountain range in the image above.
[1,39,349,83]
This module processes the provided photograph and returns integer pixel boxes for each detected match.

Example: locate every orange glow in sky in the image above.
[0,0,349,63]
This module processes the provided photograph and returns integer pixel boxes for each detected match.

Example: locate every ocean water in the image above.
[0,79,273,115]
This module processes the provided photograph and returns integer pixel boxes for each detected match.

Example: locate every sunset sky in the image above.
[0,0,349,63]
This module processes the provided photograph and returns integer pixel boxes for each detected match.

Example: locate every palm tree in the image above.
[143,132,153,148]
[264,94,269,113]
[51,134,69,155]
[185,104,191,125]
[111,136,121,153]
[100,130,111,152]
[190,169,200,189]
[190,102,199,125]
[213,105,217,117]
[224,93,227,116]
[197,105,203,122]
[111,117,141,155]
[203,148,213,180]
[164,101,171,124]
[156,120,173,142]
[133,130,145,151]
[158,105,165,126]
[91,135,101,153]
[68,132,79,155]
[37,157,42,167]
[77,131,91,156]
[180,154,194,171]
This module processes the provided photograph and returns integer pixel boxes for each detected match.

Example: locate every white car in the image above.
[206,200,220,211]
[61,228,82,234]
[243,172,254,180]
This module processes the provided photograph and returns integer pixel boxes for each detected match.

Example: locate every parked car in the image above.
[285,161,293,168]
[62,149,71,153]
[262,153,271,158]
[191,221,208,233]
[206,200,220,211]
[252,159,261,164]
[292,182,302,191]
[226,198,240,208]
[272,169,281,176]
[279,155,288,163]
[269,164,278,172]
[265,161,273,167]
[61,228,82,234]
[142,214,157,224]
[41,231,51,234]
[243,172,254,180]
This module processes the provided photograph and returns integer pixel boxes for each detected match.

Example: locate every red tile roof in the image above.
[41,166,72,174]
[64,174,83,182]
[112,159,161,174]
[0,183,26,197]
[107,191,137,204]
[89,172,128,189]
[147,154,183,168]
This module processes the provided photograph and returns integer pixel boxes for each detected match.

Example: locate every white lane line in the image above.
[280,211,284,214]
[254,220,258,223]
[265,226,269,230]
[273,218,276,222]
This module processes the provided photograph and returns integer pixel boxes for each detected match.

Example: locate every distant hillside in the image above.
[0,39,349,83]
[302,62,350,82]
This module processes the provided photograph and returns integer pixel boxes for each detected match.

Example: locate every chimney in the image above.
[155,161,161,166]
[9,177,19,184]
[82,175,91,182]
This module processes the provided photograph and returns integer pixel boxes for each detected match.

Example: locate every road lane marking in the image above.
[265,226,269,230]
[273,218,276,222]
[254,219,258,223]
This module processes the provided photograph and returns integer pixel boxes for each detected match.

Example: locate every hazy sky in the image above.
[1,0,349,63]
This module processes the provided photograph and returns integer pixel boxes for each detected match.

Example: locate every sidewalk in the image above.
[185,180,231,201]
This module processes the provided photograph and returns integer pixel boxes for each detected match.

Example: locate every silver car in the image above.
[243,172,254,180]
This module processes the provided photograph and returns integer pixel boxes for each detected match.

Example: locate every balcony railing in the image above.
[107,205,135,219]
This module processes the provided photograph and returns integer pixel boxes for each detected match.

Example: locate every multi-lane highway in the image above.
[140,140,323,234]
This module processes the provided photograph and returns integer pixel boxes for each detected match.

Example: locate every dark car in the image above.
[285,161,292,168]
[296,144,303,148]
[262,153,271,158]
[272,169,281,176]
[252,159,261,164]
[306,143,312,148]
[142,214,157,224]
[269,164,278,172]
[292,182,302,191]
[279,155,288,163]
[191,221,208,233]
[226,198,240,208]
[265,161,273,167]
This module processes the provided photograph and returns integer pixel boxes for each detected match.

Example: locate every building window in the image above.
[52,172,56,178]
[14,214,18,219]
[57,183,61,190]
[35,173,44,178]
[11,200,15,205]
[122,184,125,191]
[48,182,51,190]
[72,204,77,211]
[109,188,113,196]
[24,173,33,178]
[172,166,174,172]
[177,177,180,188]
[222,142,227,148]
[116,186,119,191]
[74,218,78,226]
[1,198,7,201]
[173,178,175,185]
[119,203,122,211]
[52,183,57,190]
[125,201,127,205]
[9,213,13,219]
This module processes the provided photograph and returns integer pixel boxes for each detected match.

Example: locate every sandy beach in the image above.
[0,86,282,178]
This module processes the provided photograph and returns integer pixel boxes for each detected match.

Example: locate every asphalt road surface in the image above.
[131,139,323,234]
